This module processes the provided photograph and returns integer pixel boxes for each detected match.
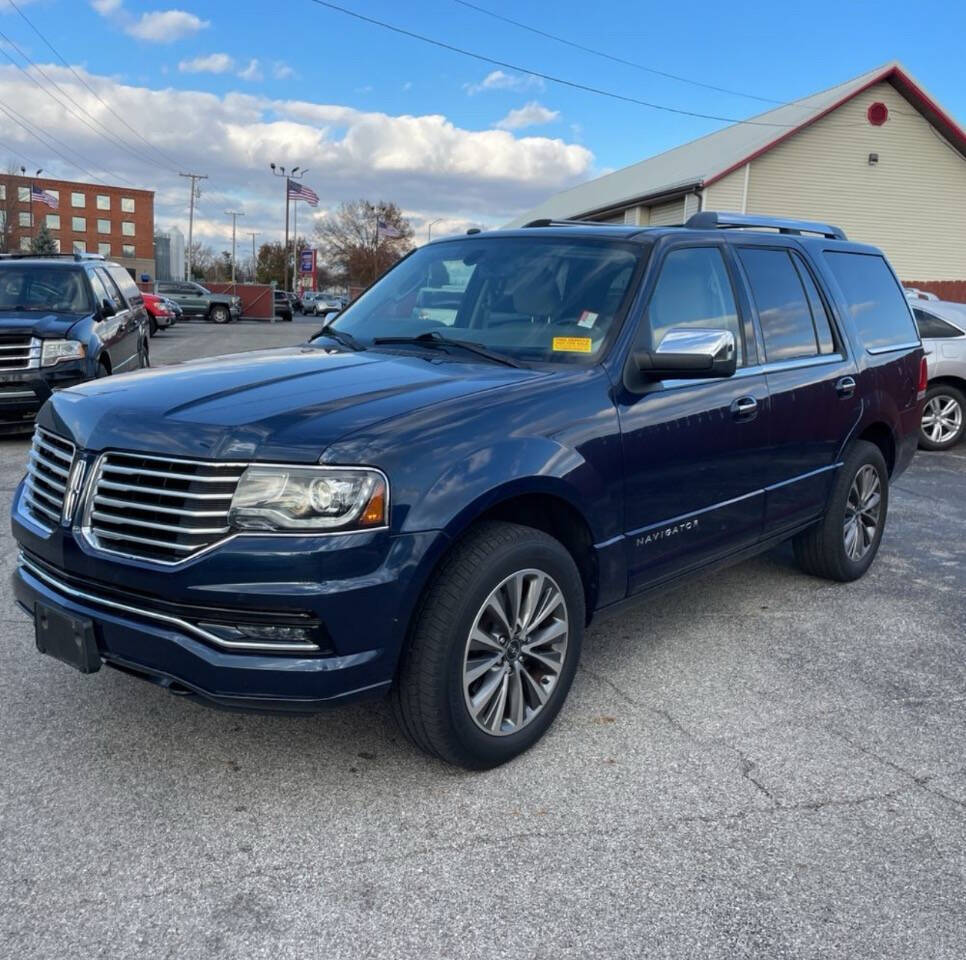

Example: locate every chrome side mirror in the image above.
[633,327,737,380]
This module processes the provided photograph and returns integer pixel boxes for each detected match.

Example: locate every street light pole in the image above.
[249,231,257,280]
[225,210,244,284]
[427,218,444,243]
[270,164,307,292]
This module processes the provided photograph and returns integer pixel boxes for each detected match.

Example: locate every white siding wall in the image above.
[703,165,747,212]
[647,198,687,225]
[740,81,966,280]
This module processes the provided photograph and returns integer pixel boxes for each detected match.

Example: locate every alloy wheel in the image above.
[921,394,963,445]
[462,568,569,737]
[843,464,881,561]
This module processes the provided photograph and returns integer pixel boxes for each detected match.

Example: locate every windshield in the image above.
[327,236,644,364]
[0,266,93,313]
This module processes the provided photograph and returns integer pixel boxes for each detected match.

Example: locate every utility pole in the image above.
[225,210,244,284]
[179,172,207,279]
[249,232,257,280]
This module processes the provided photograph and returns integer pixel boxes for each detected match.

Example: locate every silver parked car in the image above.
[912,300,966,450]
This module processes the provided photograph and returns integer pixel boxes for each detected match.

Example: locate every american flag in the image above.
[287,179,319,206]
[31,186,58,209]
[376,219,401,239]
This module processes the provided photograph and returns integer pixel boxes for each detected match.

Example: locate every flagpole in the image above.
[293,197,298,294]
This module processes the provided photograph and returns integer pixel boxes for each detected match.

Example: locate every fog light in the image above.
[198,622,319,648]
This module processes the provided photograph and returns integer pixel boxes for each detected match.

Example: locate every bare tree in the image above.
[314,200,414,287]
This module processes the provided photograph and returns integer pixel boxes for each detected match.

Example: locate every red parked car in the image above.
[143,292,179,337]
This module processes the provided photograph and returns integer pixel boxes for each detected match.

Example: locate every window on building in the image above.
[121,243,135,258]
[46,214,60,230]
[96,195,110,210]
[19,237,30,251]
[98,242,111,256]
[121,221,135,236]
[0,184,5,201]
[18,186,29,202]
[121,197,135,213]
[824,251,918,352]
[737,247,820,362]
[18,212,31,227]
[46,190,59,204]
[645,246,743,364]
[71,192,85,208]
[914,310,965,340]
[97,219,111,234]
[73,240,87,253]
[72,216,87,232]
[51,238,61,253]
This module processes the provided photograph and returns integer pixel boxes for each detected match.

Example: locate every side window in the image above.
[95,267,123,310]
[646,246,743,364]
[88,269,111,308]
[914,310,964,340]
[737,247,818,362]
[824,251,918,352]
[106,265,142,306]
[790,252,836,354]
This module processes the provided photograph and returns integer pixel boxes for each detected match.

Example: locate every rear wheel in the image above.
[210,305,230,324]
[793,440,889,582]
[392,521,584,769]
[137,337,150,369]
[919,385,965,450]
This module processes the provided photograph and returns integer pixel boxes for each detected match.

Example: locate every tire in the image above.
[210,305,230,324]
[919,384,965,451]
[149,315,157,337]
[793,440,889,582]
[138,338,150,369]
[95,359,110,378]
[391,521,584,769]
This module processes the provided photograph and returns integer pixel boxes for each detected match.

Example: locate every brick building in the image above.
[0,174,155,279]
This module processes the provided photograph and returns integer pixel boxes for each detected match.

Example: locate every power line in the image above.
[451,0,783,105]
[0,135,40,170]
[307,0,799,127]
[0,100,106,183]
[0,29,141,185]
[4,0,183,172]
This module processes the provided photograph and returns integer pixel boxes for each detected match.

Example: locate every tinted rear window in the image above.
[824,252,918,351]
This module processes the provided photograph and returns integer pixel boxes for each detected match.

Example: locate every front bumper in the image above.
[0,364,88,433]
[11,483,445,711]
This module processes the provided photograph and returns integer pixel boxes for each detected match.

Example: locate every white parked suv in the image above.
[912,300,966,450]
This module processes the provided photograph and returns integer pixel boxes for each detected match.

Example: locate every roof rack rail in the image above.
[685,211,847,241]
[0,251,106,262]
[523,218,597,228]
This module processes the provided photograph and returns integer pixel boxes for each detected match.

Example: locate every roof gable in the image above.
[508,62,965,226]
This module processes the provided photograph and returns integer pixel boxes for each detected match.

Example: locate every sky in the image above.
[0,0,963,255]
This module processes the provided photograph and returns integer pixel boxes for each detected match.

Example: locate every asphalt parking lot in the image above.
[2,317,965,959]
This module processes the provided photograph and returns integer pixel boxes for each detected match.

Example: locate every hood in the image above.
[42,344,547,462]
[0,312,85,338]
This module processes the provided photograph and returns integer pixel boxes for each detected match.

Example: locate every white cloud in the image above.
[178,53,234,74]
[465,70,545,95]
[0,64,594,250]
[496,102,560,131]
[238,58,262,81]
[272,62,294,80]
[90,3,209,43]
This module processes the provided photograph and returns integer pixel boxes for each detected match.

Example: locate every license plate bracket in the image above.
[35,602,101,674]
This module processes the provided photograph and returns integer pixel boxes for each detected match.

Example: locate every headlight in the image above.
[229,466,388,532]
[41,340,86,367]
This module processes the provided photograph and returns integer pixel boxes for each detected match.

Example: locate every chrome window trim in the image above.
[17,552,320,653]
[653,353,848,390]
[865,341,922,355]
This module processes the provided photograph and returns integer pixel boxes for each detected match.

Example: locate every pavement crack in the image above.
[735,750,775,802]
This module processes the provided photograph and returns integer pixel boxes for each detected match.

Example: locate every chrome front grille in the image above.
[23,427,76,527]
[0,335,40,371]
[85,451,247,563]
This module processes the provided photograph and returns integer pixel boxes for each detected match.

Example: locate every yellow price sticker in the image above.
[552,336,593,354]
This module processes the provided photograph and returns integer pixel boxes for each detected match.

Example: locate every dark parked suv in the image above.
[0,253,150,435]
[10,213,925,768]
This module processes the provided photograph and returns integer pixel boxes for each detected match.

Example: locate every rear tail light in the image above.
[918,356,928,397]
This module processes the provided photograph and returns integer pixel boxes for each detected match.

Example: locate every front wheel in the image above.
[919,385,965,451]
[793,440,889,582]
[392,522,584,769]
[210,305,230,324]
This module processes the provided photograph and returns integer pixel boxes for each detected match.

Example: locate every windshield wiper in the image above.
[372,331,523,369]
[312,328,366,352]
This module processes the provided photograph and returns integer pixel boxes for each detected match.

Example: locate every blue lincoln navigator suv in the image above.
[10,213,925,768]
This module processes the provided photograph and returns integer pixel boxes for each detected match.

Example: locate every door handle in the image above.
[730,396,758,419]
[836,376,856,398]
